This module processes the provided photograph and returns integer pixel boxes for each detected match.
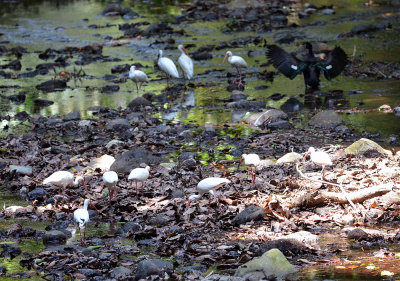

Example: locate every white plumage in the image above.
[239,154,260,185]
[223,51,248,86]
[73,198,90,245]
[303,147,333,180]
[102,171,118,202]
[128,166,151,196]
[157,50,179,84]
[43,171,87,203]
[186,177,231,210]
[177,45,194,81]
[129,65,149,96]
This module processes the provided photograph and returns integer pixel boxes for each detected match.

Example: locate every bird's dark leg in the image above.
[136,181,138,198]
[252,166,256,185]
[322,165,326,180]
[139,82,143,95]
[166,75,169,86]
[136,82,139,97]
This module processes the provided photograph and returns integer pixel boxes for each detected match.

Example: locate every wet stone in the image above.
[127,96,152,109]
[267,120,292,130]
[34,99,54,107]
[347,228,369,241]
[9,165,32,175]
[14,111,30,121]
[42,230,67,246]
[230,90,248,101]
[335,125,351,134]
[102,83,120,93]
[36,79,67,92]
[308,110,342,129]
[28,188,47,201]
[116,222,141,235]
[150,214,170,226]
[0,244,21,260]
[106,118,130,131]
[280,97,303,112]
[110,148,160,174]
[232,205,266,226]
[110,266,132,279]
[111,64,130,74]
[135,259,173,280]
[63,110,81,121]
[7,93,25,104]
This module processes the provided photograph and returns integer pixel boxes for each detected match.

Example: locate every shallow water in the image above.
[0,0,399,138]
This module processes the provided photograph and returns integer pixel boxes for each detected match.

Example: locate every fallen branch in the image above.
[290,183,393,208]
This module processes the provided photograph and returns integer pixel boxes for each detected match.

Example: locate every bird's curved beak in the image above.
[302,152,311,162]
[182,46,189,56]
[222,53,229,63]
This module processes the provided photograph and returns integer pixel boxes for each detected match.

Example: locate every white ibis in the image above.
[238,154,260,185]
[186,177,231,211]
[177,45,194,82]
[303,147,333,180]
[157,50,179,85]
[129,65,149,97]
[43,171,88,203]
[102,171,118,203]
[223,51,248,86]
[128,166,151,197]
[73,198,90,245]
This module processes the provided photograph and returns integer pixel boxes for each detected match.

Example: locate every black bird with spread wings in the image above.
[267,42,348,88]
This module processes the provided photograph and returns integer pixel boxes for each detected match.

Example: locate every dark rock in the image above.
[28,188,47,201]
[36,80,67,92]
[110,266,132,279]
[7,93,25,104]
[42,230,67,246]
[351,24,379,34]
[63,110,81,121]
[268,120,292,130]
[0,244,21,260]
[232,205,266,226]
[135,259,173,280]
[178,152,195,163]
[347,228,368,241]
[34,99,54,107]
[150,214,170,226]
[102,83,120,93]
[111,64,130,74]
[230,90,248,101]
[116,222,141,235]
[110,148,161,174]
[308,110,342,129]
[14,111,30,121]
[227,100,265,110]
[45,244,91,255]
[269,93,285,101]
[192,50,213,61]
[121,8,139,19]
[137,239,157,247]
[45,220,72,231]
[181,158,197,170]
[5,60,21,71]
[127,96,152,109]
[106,118,130,131]
[0,267,6,275]
[167,226,183,235]
[335,125,351,134]
[348,89,363,95]
[101,4,122,16]
[280,97,303,112]
[256,238,313,257]
[78,268,98,278]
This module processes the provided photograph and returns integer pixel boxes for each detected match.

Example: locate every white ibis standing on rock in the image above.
[186,177,231,211]
[157,50,179,85]
[303,147,332,180]
[129,65,149,97]
[43,171,88,203]
[223,51,248,86]
[128,166,151,197]
[238,154,260,185]
[177,44,194,83]
[73,198,90,245]
[102,171,118,203]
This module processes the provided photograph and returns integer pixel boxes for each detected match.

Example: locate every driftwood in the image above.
[290,183,393,208]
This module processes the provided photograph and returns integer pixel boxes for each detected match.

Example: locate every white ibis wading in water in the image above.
[186,177,231,211]
[177,44,194,83]
[238,154,260,185]
[303,147,332,180]
[157,50,179,85]
[43,171,88,203]
[223,51,248,86]
[128,166,151,197]
[74,198,90,245]
[102,171,118,203]
[129,65,149,97]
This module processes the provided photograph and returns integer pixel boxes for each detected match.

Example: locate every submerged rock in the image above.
[43,230,67,246]
[36,80,67,92]
[235,248,296,279]
[245,109,287,127]
[63,110,81,121]
[308,110,342,129]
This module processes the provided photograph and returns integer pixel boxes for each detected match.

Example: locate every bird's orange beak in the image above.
[303,152,311,162]
[222,53,229,63]
[182,46,189,56]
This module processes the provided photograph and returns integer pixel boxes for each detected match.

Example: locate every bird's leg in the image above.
[136,181,138,198]
[109,189,114,202]
[322,165,326,180]
[252,166,256,185]
[166,75,169,86]
[136,82,140,97]
[139,82,143,96]
[185,200,191,212]
[237,68,244,87]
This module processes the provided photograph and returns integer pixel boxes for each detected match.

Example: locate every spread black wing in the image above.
[267,45,302,79]
[322,46,348,80]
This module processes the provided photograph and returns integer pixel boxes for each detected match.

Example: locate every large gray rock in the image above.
[28,188,48,201]
[88,154,115,172]
[276,152,302,164]
[308,110,342,129]
[344,138,391,156]
[235,248,296,279]
[245,109,287,127]
[110,266,132,279]
[116,222,141,235]
[106,118,130,131]
[135,259,173,280]
[63,110,81,121]
[110,148,160,174]
[9,165,32,175]
[232,206,266,226]
[36,80,67,92]
[43,230,67,246]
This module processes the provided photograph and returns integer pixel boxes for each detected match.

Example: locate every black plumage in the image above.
[267,42,348,88]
